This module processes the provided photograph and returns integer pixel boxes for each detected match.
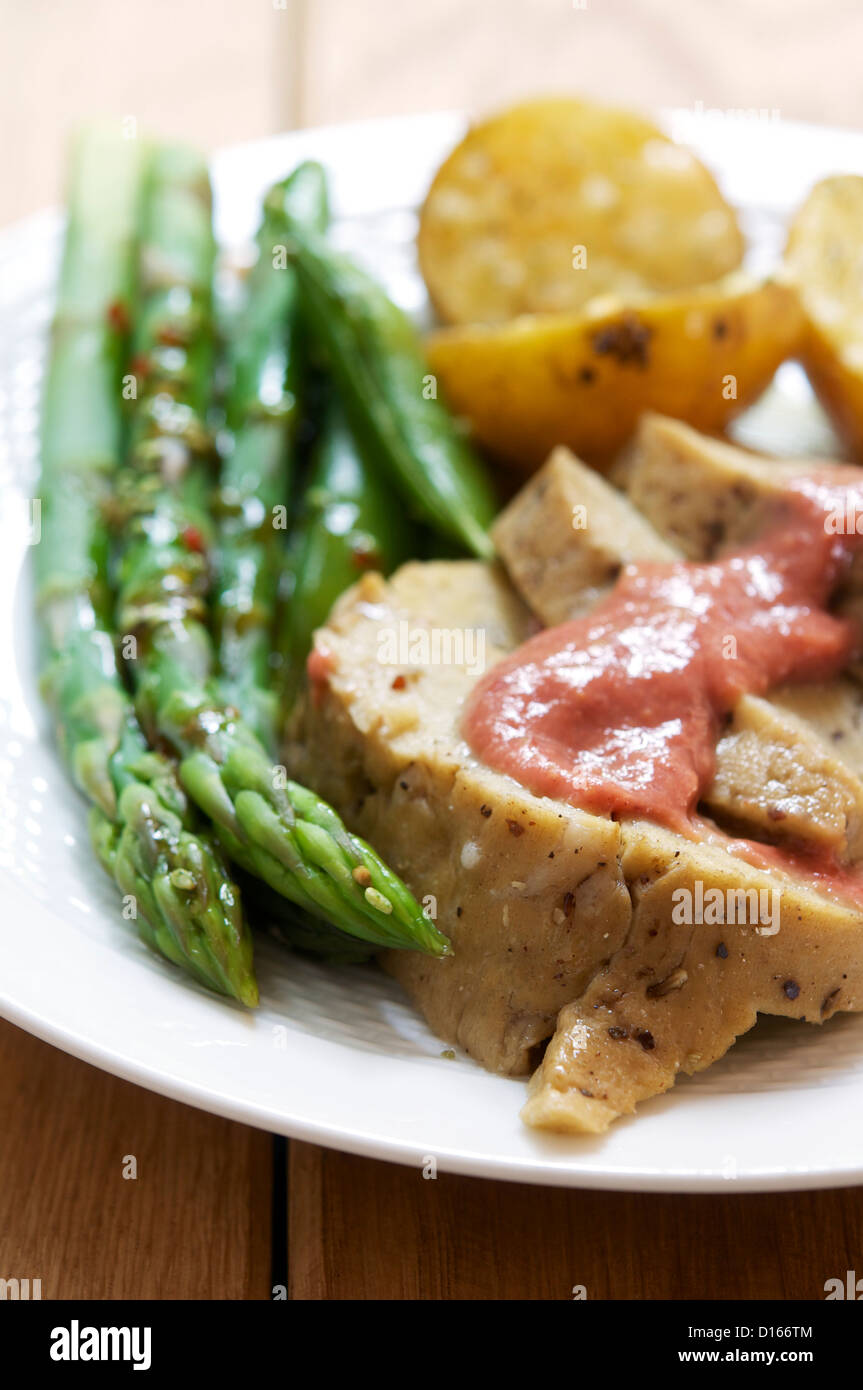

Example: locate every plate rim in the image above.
[4,107,863,1193]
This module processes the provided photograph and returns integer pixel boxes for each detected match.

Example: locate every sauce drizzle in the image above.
[465,474,863,853]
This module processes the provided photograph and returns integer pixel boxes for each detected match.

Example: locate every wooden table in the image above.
[5,0,863,1302]
[2,1017,860,1300]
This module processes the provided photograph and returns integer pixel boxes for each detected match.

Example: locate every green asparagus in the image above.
[282,395,413,703]
[238,870,374,965]
[214,162,329,748]
[216,164,370,963]
[36,128,257,1005]
[285,227,499,559]
[116,149,450,958]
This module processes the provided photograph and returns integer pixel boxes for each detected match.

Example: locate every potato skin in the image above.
[802,330,863,458]
[426,276,804,472]
[785,176,863,459]
[418,96,744,326]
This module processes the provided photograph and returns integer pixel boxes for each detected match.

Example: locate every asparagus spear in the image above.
[284,228,499,559]
[217,164,365,963]
[238,870,375,965]
[214,162,329,748]
[36,128,257,1005]
[116,149,450,958]
[282,395,413,704]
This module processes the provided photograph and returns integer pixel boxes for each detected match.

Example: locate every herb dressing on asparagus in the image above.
[112,145,449,957]
[36,126,479,1023]
[37,129,257,1005]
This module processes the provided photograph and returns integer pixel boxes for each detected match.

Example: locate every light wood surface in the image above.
[3,1027,860,1302]
[0,1021,271,1299]
[0,0,302,225]
[288,1143,863,1300]
[302,0,863,131]
[5,0,863,224]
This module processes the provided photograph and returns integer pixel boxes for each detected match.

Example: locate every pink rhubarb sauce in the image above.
[464,470,863,903]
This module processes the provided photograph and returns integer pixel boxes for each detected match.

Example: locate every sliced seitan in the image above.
[523,820,863,1133]
[494,445,863,865]
[288,560,631,1075]
[290,437,863,1132]
[623,413,829,560]
[623,413,863,695]
[706,693,863,860]
[492,444,676,624]
[493,439,863,1130]
[770,678,863,773]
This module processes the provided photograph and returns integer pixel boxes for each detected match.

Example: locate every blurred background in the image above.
[3,0,863,225]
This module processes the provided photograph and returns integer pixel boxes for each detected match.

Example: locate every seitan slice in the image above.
[492,444,676,625]
[770,678,863,773]
[492,441,863,1130]
[623,413,828,559]
[493,446,863,864]
[288,561,631,1075]
[706,693,863,860]
[523,821,863,1132]
[291,442,863,1131]
[624,414,863,690]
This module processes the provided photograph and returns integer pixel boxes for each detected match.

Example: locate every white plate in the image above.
[3,110,863,1193]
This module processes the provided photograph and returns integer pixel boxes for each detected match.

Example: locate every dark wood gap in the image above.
[271,1135,288,1299]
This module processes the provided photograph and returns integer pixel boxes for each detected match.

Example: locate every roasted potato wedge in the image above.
[426,275,803,471]
[785,175,863,457]
[418,96,744,326]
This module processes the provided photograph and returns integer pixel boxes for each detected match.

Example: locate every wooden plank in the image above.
[0,0,285,225]
[288,1141,863,1299]
[301,0,863,131]
[0,1019,272,1300]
